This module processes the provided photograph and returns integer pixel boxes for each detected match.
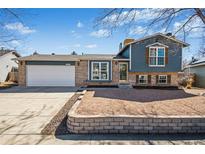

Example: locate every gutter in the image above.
[184,62,205,69]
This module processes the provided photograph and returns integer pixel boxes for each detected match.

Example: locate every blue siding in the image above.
[121,46,130,58]
[130,36,182,72]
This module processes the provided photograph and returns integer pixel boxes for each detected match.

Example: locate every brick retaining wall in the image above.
[67,115,205,134]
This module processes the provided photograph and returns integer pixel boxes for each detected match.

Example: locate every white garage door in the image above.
[26,65,75,86]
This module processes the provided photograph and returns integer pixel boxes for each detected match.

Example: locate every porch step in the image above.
[118,83,133,89]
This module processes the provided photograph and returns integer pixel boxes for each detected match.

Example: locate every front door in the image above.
[119,63,128,82]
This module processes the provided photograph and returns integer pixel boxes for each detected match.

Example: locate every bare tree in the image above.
[0,9,31,48]
[95,8,205,40]
[198,28,205,57]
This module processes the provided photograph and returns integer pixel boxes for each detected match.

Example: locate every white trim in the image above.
[111,60,112,80]
[91,61,109,81]
[119,62,128,82]
[129,44,132,70]
[146,42,169,48]
[138,75,148,84]
[113,59,130,61]
[184,63,205,69]
[158,75,167,84]
[87,60,90,80]
[149,46,165,67]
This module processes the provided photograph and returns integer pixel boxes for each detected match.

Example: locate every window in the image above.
[158,75,167,84]
[139,75,148,84]
[149,47,165,66]
[91,62,109,80]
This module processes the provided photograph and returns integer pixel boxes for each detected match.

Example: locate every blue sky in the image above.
[4,8,204,60]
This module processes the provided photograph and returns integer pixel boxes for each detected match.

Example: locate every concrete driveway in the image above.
[0,86,77,136]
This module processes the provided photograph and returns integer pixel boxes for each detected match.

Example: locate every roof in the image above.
[113,55,129,60]
[0,50,20,57]
[191,57,205,65]
[184,57,205,69]
[17,54,115,61]
[118,33,190,55]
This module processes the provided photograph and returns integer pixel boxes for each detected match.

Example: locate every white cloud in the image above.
[4,22,36,35]
[77,21,84,28]
[90,29,111,38]
[173,17,204,38]
[102,9,160,27]
[129,26,146,35]
[85,44,97,48]
[10,40,21,46]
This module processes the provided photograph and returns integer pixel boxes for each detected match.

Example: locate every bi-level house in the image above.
[17,33,189,87]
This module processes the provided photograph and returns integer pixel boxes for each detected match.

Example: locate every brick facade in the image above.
[75,60,88,87]
[67,115,205,134]
[18,61,26,86]
[128,72,179,86]
[76,60,120,87]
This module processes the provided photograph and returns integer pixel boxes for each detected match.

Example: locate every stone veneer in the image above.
[67,115,205,134]
[67,99,205,134]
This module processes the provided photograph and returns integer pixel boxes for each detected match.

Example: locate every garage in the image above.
[26,65,75,86]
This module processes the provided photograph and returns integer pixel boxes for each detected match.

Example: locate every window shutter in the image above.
[148,75,151,84]
[156,75,158,84]
[146,47,149,64]
[167,75,171,84]
[165,47,168,64]
[136,75,139,84]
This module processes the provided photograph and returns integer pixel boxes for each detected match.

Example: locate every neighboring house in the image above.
[184,57,205,88]
[0,49,20,82]
[17,33,189,87]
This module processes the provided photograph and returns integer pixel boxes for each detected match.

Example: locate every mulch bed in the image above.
[41,92,82,135]
[76,89,205,116]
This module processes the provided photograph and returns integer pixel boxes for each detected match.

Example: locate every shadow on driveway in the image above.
[0,86,78,93]
[56,133,205,144]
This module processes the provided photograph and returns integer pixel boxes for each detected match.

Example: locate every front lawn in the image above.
[75,88,205,116]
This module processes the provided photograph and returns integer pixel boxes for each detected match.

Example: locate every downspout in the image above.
[129,44,132,70]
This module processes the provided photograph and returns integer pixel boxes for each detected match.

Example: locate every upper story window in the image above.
[91,62,109,80]
[149,47,165,67]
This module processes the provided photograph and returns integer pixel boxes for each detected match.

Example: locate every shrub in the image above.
[178,76,189,87]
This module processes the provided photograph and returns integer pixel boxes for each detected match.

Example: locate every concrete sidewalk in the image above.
[0,134,205,145]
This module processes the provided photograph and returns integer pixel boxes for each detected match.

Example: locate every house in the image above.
[17,33,189,87]
[0,49,20,82]
[184,57,205,88]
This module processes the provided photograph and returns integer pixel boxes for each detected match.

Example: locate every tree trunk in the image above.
[194,8,205,24]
